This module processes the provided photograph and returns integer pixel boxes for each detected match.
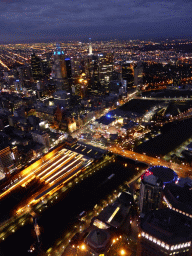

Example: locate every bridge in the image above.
[136,96,192,101]
[108,145,192,178]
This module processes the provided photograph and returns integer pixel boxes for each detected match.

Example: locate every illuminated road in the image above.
[0,56,10,70]
[109,146,192,177]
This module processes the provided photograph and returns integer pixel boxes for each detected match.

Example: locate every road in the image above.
[109,145,192,177]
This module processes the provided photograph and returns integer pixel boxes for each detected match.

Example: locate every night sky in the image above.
[0,0,191,44]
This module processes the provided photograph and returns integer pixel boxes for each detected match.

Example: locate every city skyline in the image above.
[0,0,192,44]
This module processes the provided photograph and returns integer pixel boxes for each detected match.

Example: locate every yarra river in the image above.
[0,156,147,256]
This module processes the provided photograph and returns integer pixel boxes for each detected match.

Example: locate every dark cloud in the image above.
[0,0,191,43]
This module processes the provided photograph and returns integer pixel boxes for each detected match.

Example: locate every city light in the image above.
[80,244,86,250]
[120,249,126,255]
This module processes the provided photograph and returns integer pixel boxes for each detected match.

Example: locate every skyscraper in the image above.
[139,166,178,217]
[31,53,43,81]
[98,53,113,92]
[122,61,134,89]
[51,45,69,91]
[134,62,143,88]
[139,174,163,217]
[65,58,72,79]
[88,38,93,56]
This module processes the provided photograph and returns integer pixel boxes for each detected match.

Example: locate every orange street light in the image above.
[120,249,126,255]
[80,244,86,251]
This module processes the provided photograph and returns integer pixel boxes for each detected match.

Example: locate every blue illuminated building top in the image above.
[142,165,178,185]
[65,58,70,61]
[54,51,64,55]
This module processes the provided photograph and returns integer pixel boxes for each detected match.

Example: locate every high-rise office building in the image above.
[88,38,93,56]
[51,46,69,91]
[86,54,99,95]
[65,57,72,87]
[139,174,163,217]
[98,53,113,92]
[137,208,192,256]
[31,53,43,81]
[17,65,32,89]
[134,62,143,88]
[122,61,134,89]
[65,58,72,79]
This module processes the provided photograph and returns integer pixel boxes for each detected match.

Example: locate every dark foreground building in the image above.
[163,183,192,218]
[137,208,192,256]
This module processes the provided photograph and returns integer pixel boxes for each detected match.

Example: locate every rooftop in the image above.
[96,116,116,126]
[164,183,192,215]
[143,174,162,186]
[96,192,132,229]
[141,208,192,245]
[147,165,178,184]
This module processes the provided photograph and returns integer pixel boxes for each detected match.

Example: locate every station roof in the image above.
[67,142,106,159]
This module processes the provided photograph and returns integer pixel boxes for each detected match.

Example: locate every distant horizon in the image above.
[0,0,191,46]
[0,35,192,46]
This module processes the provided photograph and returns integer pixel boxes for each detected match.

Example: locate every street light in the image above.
[80,244,86,251]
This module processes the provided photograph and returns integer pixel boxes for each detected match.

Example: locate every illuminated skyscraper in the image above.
[98,53,113,92]
[88,38,93,56]
[51,45,69,91]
